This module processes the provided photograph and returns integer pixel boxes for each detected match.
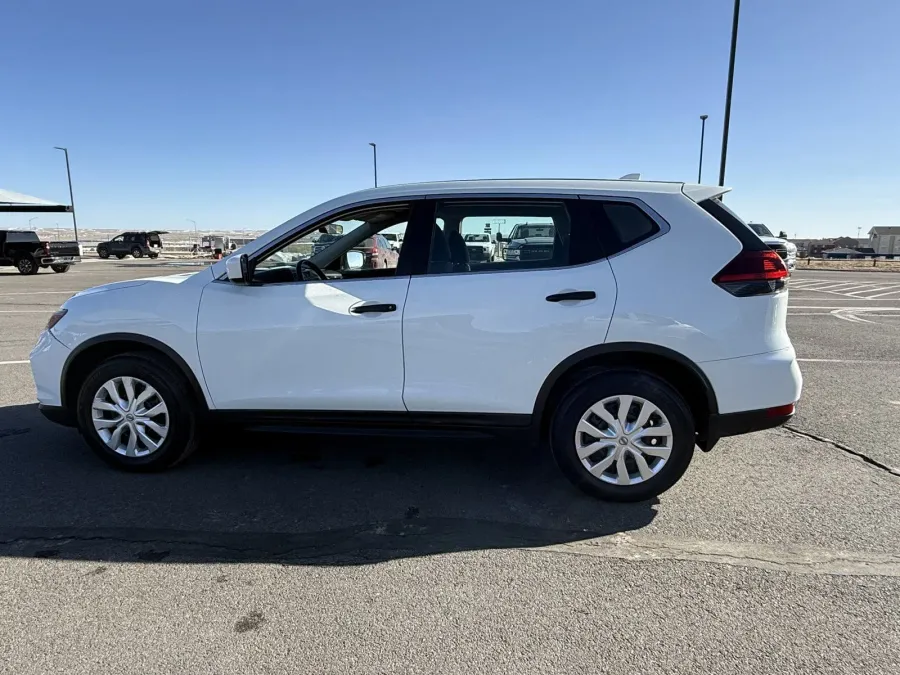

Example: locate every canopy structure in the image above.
[0,188,72,213]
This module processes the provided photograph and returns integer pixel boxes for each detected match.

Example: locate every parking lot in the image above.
[1,263,898,673]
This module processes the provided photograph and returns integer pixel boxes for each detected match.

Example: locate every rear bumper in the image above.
[40,255,81,265]
[699,347,802,415]
[704,405,794,448]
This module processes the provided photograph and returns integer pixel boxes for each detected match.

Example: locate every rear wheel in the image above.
[75,353,201,471]
[97,247,110,259]
[15,256,38,275]
[131,247,143,258]
[51,264,71,273]
[550,369,695,502]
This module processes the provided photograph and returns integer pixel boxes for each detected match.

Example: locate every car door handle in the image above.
[351,303,397,314]
[546,291,596,302]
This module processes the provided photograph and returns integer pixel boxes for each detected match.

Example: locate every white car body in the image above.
[31,178,802,501]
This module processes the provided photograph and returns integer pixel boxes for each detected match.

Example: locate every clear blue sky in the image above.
[1,0,897,238]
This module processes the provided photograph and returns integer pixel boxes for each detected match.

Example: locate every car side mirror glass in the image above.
[226,254,249,282]
[345,250,364,270]
[496,233,504,243]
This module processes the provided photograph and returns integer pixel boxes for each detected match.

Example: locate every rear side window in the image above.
[698,199,768,251]
[7,231,40,244]
[577,200,661,257]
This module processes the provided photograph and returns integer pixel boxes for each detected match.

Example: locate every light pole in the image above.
[698,114,709,183]
[368,142,378,187]
[28,216,38,229]
[718,0,741,187]
[53,146,79,241]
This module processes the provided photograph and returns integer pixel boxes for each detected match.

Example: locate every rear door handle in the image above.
[546,291,596,302]
[351,303,397,314]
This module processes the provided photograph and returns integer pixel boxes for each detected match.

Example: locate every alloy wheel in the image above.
[574,395,673,485]
[91,376,169,457]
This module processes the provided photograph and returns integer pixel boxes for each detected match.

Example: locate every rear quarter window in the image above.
[577,200,661,258]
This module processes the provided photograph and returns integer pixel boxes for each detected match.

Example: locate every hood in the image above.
[759,236,797,251]
[71,272,197,298]
[509,236,554,246]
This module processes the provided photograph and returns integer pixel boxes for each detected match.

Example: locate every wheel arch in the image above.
[532,343,718,447]
[61,333,210,413]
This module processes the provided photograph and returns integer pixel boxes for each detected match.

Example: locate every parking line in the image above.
[845,285,900,297]
[0,360,29,366]
[867,289,900,299]
[0,291,74,296]
[797,358,900,364]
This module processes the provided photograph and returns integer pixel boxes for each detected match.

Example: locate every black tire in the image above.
[148,253,159,259]
[51,264,70,273]
[550,369,695,502]
[115,253,127,260]
[131,247,143,258]
[97,247,110,259]
[75,352,201,471]
[15,255,38,275]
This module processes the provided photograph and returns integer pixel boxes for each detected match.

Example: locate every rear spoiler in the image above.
[682,184,732,202]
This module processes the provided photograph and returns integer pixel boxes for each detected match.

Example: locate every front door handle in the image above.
[351,303,397,314]
[546,291,596,302]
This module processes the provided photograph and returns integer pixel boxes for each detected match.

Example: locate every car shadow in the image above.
[0,404,657,566]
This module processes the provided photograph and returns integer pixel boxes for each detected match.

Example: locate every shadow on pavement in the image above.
[0,404,657,565]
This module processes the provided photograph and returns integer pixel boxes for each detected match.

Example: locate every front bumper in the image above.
[29,329,71,409]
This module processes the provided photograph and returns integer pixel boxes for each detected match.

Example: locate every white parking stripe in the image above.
[867,289,900,299]
[0,291,74,296]
[798,358,900,364]
[0,360,29,365]
[846,285,900,296]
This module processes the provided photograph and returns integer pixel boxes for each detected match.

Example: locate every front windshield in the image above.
[256,219,365,269]
[749,223,774,237]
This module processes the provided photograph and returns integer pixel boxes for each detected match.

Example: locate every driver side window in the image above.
[252,203,411,284]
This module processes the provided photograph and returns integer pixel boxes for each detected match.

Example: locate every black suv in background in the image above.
[96,231,165,259]
[0,230,82,274]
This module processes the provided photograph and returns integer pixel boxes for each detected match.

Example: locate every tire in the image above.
[15,255,38,275]
[148,253,159,259]
[51,264,71,273]
[75,352,201,471]
[550,369,695,502]
[98,247,110,259]
[116,253,127,260]
[131,247,143,258]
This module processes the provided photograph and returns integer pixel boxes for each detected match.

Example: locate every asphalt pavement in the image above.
[0,263,898,674]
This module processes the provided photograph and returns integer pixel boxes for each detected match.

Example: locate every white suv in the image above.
[30,179,802,502]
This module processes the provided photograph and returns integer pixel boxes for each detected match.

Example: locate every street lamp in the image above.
[368,142,378,187]
[718,0,741,187]
[698,115,709,183]
[28,217,38,229]
[53,146,79,242]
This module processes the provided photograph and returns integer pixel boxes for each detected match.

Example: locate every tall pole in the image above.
[698,115,709,183]
[718,0,741,187]
[53,146,79,241]
[28,216,38,229]
[369,142,378,187]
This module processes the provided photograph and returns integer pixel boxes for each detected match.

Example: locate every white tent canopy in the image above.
[0,188,71,212]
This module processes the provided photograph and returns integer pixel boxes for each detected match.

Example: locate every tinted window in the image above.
[6,231,40,244]
[602,203,659,249]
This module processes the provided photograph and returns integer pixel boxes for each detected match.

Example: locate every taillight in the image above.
[713,250,788,297]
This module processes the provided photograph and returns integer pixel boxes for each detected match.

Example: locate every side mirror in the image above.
[226,253,249,282]
[495,233,504,243]
[345,250,364,270]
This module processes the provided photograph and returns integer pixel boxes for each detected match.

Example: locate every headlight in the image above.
[506,248,520,259]
[46,309,67,331]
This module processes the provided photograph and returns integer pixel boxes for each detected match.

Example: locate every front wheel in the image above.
[550,369,695,502]
[51,264,71,273]
[131,247,143,258]
[97,247,110,259]
[75,353,201,471]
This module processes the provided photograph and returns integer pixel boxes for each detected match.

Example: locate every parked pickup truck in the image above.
[0,230,82,274]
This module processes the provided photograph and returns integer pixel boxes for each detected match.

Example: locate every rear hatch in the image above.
[147,231,166,249]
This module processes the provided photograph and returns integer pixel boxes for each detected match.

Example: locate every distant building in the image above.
[868,226,900,255]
